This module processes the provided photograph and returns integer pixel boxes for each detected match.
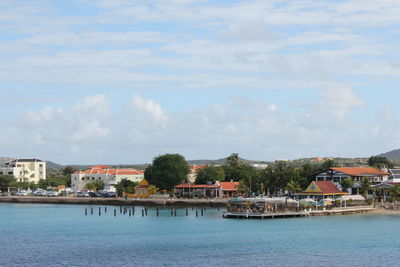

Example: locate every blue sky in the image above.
[0,0,400,164]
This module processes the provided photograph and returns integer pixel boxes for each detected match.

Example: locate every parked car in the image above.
[76,191,89,197]
[102,192,116,198]
[33,190,47,196]
[47,191,59,197]
[18,190,29,196]
[89,191,102,197]
[1,192,8,196]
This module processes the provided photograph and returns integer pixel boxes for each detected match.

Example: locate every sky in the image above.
[0,0,400,165]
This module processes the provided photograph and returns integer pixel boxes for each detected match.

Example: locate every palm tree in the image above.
[360,178,371,198]
[286,180,302,196]
[388,185,400,202]
[227,153,239,167]
[340,178,354,193]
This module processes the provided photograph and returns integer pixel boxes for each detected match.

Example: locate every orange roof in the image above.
[175,183,219,189]
[331,167,389,176]
[219,182,239,191]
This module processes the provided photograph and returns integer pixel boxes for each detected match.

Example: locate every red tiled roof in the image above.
[314,181,344,194]
[219,182,239,191]
[175,183,219,189]
[331,167,389,176]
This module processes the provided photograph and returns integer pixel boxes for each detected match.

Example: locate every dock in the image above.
[223,207,375,219]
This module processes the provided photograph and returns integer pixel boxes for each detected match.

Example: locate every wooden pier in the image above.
[223,207,375,219]
[223,212,310,219]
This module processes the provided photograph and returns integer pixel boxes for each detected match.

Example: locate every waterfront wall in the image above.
[0,196,229,207]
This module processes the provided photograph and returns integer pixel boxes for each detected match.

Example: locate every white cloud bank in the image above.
[0,91,397,164]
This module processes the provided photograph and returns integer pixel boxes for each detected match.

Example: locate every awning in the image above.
[336,195,365,201]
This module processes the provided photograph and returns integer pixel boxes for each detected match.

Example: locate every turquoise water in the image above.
[0,203,399,267]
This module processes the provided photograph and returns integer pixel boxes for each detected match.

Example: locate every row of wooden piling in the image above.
[84,206,218,217]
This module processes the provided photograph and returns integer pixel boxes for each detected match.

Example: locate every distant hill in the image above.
[378,149,400,160]
[46,161,64,170]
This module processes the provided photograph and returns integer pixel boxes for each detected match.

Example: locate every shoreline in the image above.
[0,196,229,207]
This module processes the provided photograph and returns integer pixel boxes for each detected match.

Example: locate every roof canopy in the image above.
[297,181,348,196]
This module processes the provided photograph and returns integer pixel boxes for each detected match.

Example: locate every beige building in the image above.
[0,158,46,183]
[71,165,144,192]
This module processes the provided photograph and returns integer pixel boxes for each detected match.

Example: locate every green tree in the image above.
[115,179,137,196]
[144,154,190,191]
[84,182,96,191]
[388,185,400,202]
[224,165,260,194]
[340,178,354,193]
[360,177,371,198]
[368,156,394,169]
[0,175,14,190]
[195,166,225,184]
[322,159,335,169]
[93,180,105,191]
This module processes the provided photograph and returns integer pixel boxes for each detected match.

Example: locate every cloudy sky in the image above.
[1,0,399,164]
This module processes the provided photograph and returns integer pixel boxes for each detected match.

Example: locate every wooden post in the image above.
[201,209,203,216]
[91,208,93,215]
[129,209,131,217]
[145,209,147,216]
[174,209,177,217]
[196,210,198,217]
[156,208,159,217]
[114,209,116,216]
[99,207,101,216]
[104,206,107,213]
[171,208,173,216]
[142,209,144,217]
[85,208,87,216]
[186,209,188,216]
[120,206,122,214]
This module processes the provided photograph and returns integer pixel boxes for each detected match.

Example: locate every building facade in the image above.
[315,167,389,184]
[0,158,46,183]
[71,165,144,192]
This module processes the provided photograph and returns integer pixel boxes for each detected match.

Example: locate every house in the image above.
[174,181,240,198]
[217,181,240,198]
[0,158,46,183]
[296,181,348,199]
[71,165,144,192]
[187,165,207,183]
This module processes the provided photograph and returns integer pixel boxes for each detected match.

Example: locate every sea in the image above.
[0,203,399,267]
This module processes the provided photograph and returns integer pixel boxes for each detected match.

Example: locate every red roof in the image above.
[219,182,239,191]
[331,167,389,176]
[314,181,344,194]
[175,183,219,189]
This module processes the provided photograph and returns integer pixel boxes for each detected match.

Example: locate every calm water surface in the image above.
[0,203,399,267]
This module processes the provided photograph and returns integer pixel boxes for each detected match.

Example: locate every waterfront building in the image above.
[296,181,348,200]
[71,165,144,192]
[187,165,207,183]
[315,167,389,184]
[174,181,239,198]
[0,158,46,183]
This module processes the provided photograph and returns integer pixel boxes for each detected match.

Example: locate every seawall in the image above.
[0,196,229,207]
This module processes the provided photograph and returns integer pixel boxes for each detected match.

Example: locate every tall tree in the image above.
[368,156,394,169]
[115,179,137,196]
[0,175,14,190]
[195,166,225,184]
[322,159,335,169]
[145,154,190,191]
[227,153,240,167]
[360,178,371,198]
[340,178,354,193]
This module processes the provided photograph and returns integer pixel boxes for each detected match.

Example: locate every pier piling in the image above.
[142,209,144,217]
[99,207,101,216]
[85,208,87,215]
[114,209,116,217]
[91,208,93,215]
[186,209,188,216]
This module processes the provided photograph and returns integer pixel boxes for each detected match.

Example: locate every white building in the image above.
[0,158,46,183]
[71,165,144,192]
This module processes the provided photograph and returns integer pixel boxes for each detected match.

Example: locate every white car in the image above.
[18,190,29,196]
[33,190,47,196]
[47,191,59,197]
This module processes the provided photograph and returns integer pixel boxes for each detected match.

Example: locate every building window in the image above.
[92,177,95,180]
[39,164,43,167]
[8,172,13,175]
[0,172,2,175]
[17,164,21,167]
[82,178,85,181]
